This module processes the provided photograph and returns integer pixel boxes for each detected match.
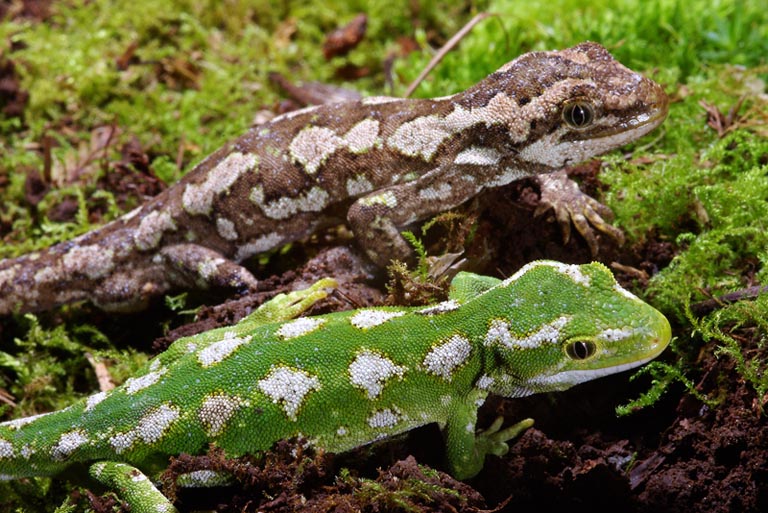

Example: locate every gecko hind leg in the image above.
[159,243,259,293]
[89,462,179,513]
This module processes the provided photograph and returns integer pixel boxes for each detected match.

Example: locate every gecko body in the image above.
[0,261,671,512]
[0,43,668,314]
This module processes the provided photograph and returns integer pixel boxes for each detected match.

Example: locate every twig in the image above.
[690,285,768,316]
[404,12,502,98]
[85,352,116,392]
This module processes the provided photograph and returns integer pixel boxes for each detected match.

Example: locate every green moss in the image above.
[338,466,467,512]
[618,126,767,320]
[693,296,768,407]
[0,315,148,417]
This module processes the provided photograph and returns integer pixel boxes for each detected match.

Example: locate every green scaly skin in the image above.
[0,261,671,512]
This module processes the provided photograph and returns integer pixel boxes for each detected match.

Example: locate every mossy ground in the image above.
[0,0,767,511]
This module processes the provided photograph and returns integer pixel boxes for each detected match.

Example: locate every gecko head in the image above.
[480,261,671,397]
[473,42,668,169]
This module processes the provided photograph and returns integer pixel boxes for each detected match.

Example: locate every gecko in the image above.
[0,261,671,512]
[0,42,668,315]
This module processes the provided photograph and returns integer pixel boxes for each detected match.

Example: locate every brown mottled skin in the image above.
[0,43,668,314]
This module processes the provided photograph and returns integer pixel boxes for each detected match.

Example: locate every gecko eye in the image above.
[565,340,596,360]
[562,101,594,128]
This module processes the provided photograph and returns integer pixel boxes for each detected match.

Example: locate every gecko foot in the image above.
[475,416,534,458]
[534,170,625,256]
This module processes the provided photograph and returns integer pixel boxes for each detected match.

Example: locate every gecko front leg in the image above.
[443,390,534,479]
[347,162,501,266]
[534,171,625,255]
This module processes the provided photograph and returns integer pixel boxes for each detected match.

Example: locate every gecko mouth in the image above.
[527,308,672,391]
[600,83,670,137]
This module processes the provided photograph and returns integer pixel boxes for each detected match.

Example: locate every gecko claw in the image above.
[534,170,625,256]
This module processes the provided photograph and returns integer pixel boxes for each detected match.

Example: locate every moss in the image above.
[0,314,148,417]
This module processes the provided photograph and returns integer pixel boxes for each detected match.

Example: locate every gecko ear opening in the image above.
[562,101,595,128]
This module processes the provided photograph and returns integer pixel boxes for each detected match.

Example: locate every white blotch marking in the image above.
[269,103,322,122]
[417,300,460,316]
[486,167,529,187]
[85,391,108,411]
[346,175,374,196]
[110,403,181,453]
[121,206,142,221]
[422,335,472,380]
[476,374,495,390]
[465,422,474,433]
[20,444,34,459]
[138,403,180,444]
[484,319,512,347]
[289,120,380,173]
[34,265,59,284]
[361,96,399,105]
[348,350,406,399]
[289,126,343,174]
[197,257,226,282]
[501,261,591,287]
[124,367,167,394]
[0,439,14,459]
[337,426,348,436]
[358,191,397,208]
[249,185,330,220]
[51,430,89,461]
[108,433,134,454]
[183,152,258,216]
[198,394,245,436]
[390,76,647,170]
[555,262,591,286]
[276,317,326,340]
[485,317,570,349]
[418,182,453,201]
[62,245,115,279]
[235,232,283,261]
[257,366,321,421]
[367,408,401,429]
[388,115,451,161]
[350,309,406,329]
[130,472,148,482]
[454,146,502,166]
[134,210,177,250]
[614,283,640,301]
[216,217,239,241]
[0,411,54,430]
[598,328,636,342]
[180,470,222,486]
[343,119,380,153]
[197,331,249,367]
[0,266,18,288]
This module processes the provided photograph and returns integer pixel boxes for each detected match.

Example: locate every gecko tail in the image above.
[0,223,163,315]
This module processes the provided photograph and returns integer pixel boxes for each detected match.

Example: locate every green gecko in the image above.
[0,261,671,512]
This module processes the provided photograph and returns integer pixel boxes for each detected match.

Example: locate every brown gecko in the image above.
[0,42,668,314]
